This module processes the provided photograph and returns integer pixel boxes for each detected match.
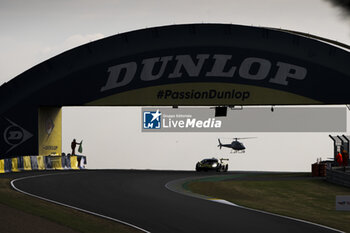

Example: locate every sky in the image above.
[1,0,350,171]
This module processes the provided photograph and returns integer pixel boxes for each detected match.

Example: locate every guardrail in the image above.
[326,166,350,188]
[0,155,87,173]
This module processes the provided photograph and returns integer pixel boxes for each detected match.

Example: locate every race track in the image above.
[11,170,341,233]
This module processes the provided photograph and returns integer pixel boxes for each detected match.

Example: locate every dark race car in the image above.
[195,158,228,172]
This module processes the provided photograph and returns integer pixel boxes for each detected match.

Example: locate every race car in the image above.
[195,158,228,172]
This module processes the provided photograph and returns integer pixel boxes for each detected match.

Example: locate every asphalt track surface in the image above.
[12,170,340,233]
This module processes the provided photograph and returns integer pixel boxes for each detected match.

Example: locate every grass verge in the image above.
[0,176,142,233]
[186,173,350,232]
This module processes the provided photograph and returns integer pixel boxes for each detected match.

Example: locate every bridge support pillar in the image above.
[38,107,62,156]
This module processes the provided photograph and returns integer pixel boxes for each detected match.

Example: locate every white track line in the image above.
[11,173,151,233]
[165,176,344,233]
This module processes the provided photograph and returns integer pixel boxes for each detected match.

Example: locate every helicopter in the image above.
[218,137,256,153]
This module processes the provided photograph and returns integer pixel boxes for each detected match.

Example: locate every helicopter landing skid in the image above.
[230,150,245,154]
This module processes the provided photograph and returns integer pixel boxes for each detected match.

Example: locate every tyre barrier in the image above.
[0,155,87,173]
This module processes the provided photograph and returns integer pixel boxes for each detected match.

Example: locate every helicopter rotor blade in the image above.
[219,137,257,140]
[236,137,257,140]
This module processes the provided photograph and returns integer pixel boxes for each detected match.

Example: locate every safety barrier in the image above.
[0,155,87,173]
[326,166,350,188]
